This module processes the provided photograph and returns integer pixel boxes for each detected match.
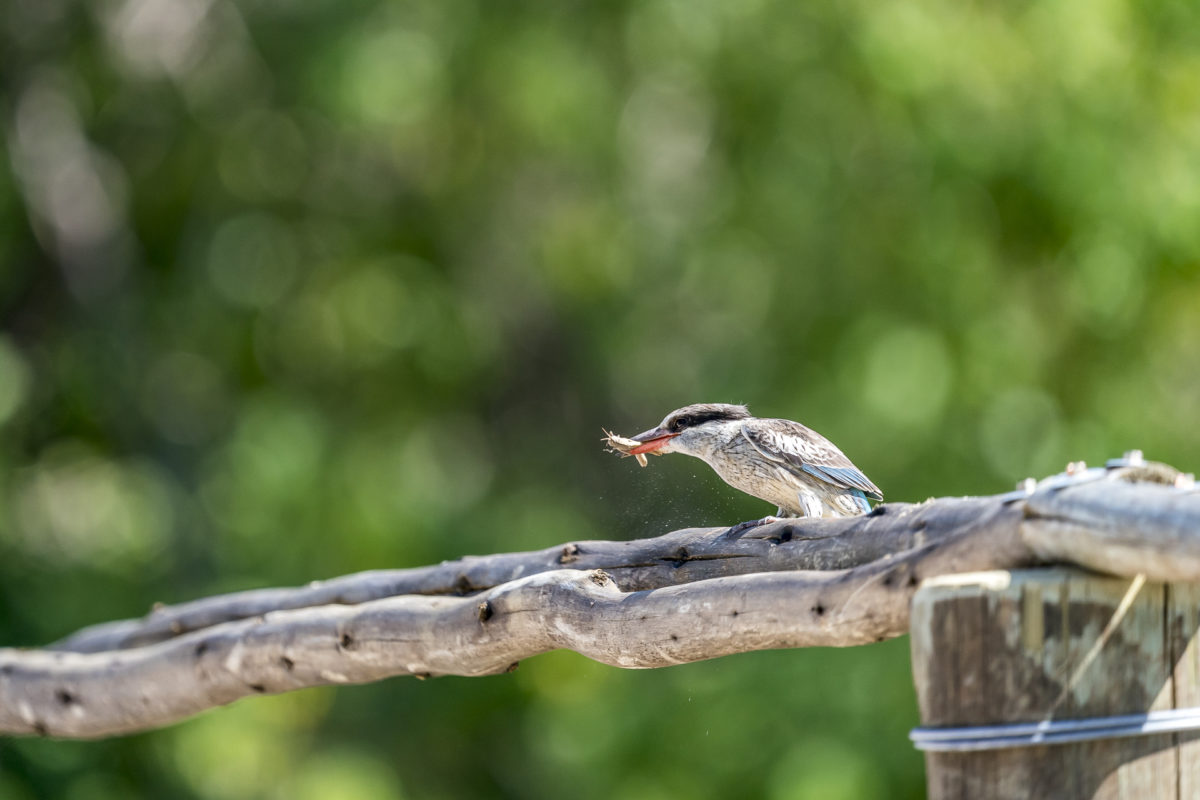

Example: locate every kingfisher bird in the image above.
[626,403,882,530]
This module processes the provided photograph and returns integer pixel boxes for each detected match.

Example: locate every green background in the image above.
[3,0,1199,797]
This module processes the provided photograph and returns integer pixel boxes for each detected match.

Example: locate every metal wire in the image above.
[911,707,1200,752]
[914,449,1198,754]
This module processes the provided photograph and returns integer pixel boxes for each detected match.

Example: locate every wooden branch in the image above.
[54,495,1011,653]
[2,460,1198,739]
[1,521,1024,740]
[1023,479,1200,581]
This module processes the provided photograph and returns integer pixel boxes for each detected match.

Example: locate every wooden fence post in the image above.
[910,568,1200,799]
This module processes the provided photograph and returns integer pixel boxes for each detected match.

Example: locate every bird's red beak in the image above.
[628,428,678,455]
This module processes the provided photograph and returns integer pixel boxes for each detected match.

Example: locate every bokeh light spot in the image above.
[980,387,1064,480]
[619,73,715,230]
[767,739,886,800]
[333,265,418,356]
[397,415,495,517]
[207,213,298,308]
[1067,236,1146,334]
[493,27,613,151]
[339,27,444,128]
[285,749,405,800]
[9,442,173,571]
[861,325,953,430]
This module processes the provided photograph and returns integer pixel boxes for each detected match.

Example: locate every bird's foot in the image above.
[721,515,783,540]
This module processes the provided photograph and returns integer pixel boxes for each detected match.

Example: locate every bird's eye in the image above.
[668,418,686,433]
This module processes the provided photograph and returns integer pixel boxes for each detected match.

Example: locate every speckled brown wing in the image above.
[739,419,883,500]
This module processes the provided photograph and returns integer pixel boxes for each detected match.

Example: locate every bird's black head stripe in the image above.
[683,409,737,426]
[669,404,751,430]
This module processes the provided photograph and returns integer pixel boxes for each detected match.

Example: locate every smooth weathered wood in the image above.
[51,464,1200,655]
[51,495,1018,653]
[0,521,1051,740]
[1022,480,1200,581]
[3,461,1199,741]
[1169,584,1200,797]
[911,569,1200,800]
[1,564,912,739]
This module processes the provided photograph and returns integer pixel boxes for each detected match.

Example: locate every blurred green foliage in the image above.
[2,0,1199,796]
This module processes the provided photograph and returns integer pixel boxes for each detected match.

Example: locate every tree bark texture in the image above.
[2,461,1197,739]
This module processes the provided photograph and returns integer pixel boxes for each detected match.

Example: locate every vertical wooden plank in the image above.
[1170,584,1200,796]
[911,569,1189,800]
[1070,579,1173,800]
